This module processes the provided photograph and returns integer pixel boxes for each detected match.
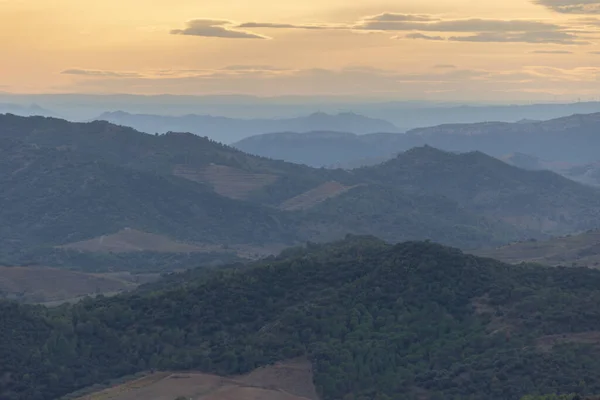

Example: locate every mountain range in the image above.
[95,111,400,143]
[234,112,600,171]
[3,114,600,273]
[5,93,600,126]
[5,237,600,400]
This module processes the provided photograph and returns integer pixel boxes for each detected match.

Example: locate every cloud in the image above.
[534,0,600,14]
[171,19,268,39]
[529,50,574,53]
[434,64,458,68]
[363,13,439,22]
[57,64,600,102]
[404,33,445,40]
[231,13,587,45]
[238,22,336,30]
[449,31,587,45]
[357,18,561,32]
[61,69,142,78]
[221,65,288,71]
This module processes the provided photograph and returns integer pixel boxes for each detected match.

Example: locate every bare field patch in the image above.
[173,164,278,199]
[474,230,600,267]
[0,266,134,303]
[280,181,358,211]
[71,359,318,400]
[536,331,600,352]
[60,229,206,253]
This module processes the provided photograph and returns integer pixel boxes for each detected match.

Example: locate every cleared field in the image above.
[0,266,135,303]
[60,228,207,253]
[280,181,358,211]
[173,164,278,199]
[71,358,318,400]
[474,230,600,267]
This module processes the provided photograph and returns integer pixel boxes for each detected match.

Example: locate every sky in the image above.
[2,0,600,101]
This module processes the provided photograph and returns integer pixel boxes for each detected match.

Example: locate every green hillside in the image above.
[475,230,600,267]
[358,146,600,235]
[4,238,600,399]
[0,139,297,253]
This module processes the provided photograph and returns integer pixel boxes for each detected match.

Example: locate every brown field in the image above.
[59,228,287,260]
[474,230,600,267]
[536,331,600,352]
[173,164,278,199]
[60,228,207,253]
[70,358,318,400]
[0,266,136,303]
[280,181,358,211]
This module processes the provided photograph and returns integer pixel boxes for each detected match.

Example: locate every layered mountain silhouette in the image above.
[2,114,600,267]
[234,112,600,169]
[95,111,400,143]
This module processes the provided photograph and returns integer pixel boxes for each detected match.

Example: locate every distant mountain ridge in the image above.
[3,114,600,268]
[234,112,600,169]
[95,111,400,143]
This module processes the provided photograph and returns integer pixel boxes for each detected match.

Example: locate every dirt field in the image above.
[0,266,135,303]
[60,228,208,253]
[71,358,318,400]
[173,164,278,199]
[59,228,287,260]
[280,181,357,211]
[536,331,600,352]
[474,230,600,267]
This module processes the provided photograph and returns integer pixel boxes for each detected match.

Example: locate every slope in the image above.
[234,131,405,168]
[406,112,600,164]
[233,112,600,169]
[6,238,600,400]
[298,184,521,249]
[356,146,600,235]
[475,230,600,267]
[0,139,297,253]
[96,111,399,143]
[0,114,345,205]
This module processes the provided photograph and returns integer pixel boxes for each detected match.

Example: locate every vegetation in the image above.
[0,138,297,253]
[4,237,600,399]
[357,146,600,235]
[475,230,600,268]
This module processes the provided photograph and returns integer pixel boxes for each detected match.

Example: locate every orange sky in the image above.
[1,0,600,100]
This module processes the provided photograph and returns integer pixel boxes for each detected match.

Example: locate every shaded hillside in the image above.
[0,139,297,252]
[565,162,600,187]
[6,238,600,399]
[356,146,600,235]
[0,114,346,205]
[96,111,399,143]
[299,184,521,249]
[234,131,406,168]
[475,230,600,267]
[233,112,600,169]
[3,114,600,259]
[406,112,600,164]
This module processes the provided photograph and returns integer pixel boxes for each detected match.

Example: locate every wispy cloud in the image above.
[534,0,600,14]
[529,50,574,53]
[404,33,445,40]
[213,12,595,45]
[61,69,142,78]
[171,19,268,39]
[449,31,587,45]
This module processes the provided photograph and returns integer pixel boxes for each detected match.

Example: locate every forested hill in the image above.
[357,146,600,234]
[6,237,600,399]
[0,138,297,252]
